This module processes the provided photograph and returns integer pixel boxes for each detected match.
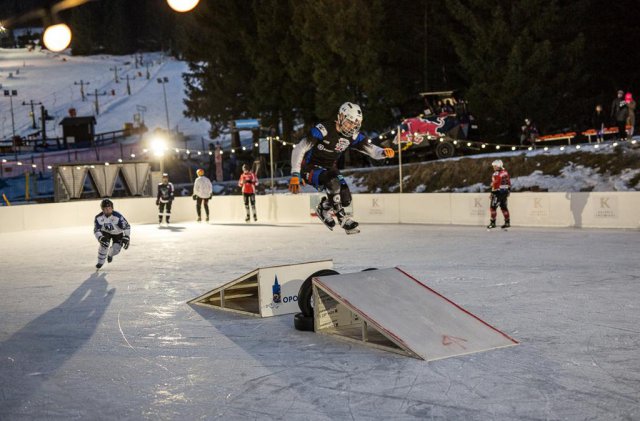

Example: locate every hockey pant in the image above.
[490,191,510,221]
[158,201,172,223]
[243,193,256,217]
[97,232,124,265]
[196,198,209,218]
[306,168,352,219]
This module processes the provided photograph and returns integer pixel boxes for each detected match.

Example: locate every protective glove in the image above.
[155,199,160,206]
[192,194,197,200]
[98,236,110,247]
[121,236,130,250]
[288,172,304,194]
[383,148,395,158]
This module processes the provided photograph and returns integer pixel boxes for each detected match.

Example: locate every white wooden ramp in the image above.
[188,260,333,317]
[312,267,518,361]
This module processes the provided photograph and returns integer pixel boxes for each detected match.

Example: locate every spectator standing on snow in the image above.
[611,90,629,140]
[625,92,636,138]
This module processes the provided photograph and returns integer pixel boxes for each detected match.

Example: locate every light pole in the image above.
[87,89,107,115]
[109,66,120,83]
[22,99,43,129]
[74,80,90,101]
[157,77,170,131]
[269,136,277,194]
[3,89,18,138]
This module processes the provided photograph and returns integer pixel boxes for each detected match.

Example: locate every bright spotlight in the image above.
[43,23,72,52]
[150,136,167,157]
[167,0,200,12]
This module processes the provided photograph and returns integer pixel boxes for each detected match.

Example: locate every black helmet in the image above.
[101,198,114,208]
[242,164,250,172]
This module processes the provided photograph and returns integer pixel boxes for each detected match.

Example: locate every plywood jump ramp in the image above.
[312,267,518,361]
[188,260,333,317]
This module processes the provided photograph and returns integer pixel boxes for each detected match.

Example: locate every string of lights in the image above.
[0,138,636,173]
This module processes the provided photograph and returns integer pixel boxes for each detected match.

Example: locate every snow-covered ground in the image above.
[0,48,209,141]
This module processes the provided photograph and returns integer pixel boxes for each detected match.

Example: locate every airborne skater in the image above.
[288,102,395,234]
[487,159,511,230]
[93,199,131,269]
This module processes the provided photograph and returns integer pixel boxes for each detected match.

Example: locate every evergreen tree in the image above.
[446,0,587,139]
[181,0,255,138]
[293,1,391,130]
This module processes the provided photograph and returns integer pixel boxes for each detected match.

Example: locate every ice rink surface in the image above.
[1,222,639,420]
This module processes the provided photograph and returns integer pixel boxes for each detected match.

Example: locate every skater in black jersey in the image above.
[288,102,394,234]
[156,173,174,225]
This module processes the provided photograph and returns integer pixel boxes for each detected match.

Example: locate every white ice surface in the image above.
[1,222,639,419]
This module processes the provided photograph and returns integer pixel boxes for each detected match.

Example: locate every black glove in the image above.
[121,236,130,250]
[155,199,160,206]
[192,194,197,200]
[98,236,110,247]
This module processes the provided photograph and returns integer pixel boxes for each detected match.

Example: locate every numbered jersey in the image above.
[290,121,387,173]
[491,169,511,192]
[94,211,131,239]
[157,182,174,203]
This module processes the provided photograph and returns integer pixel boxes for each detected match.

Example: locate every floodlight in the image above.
[43,23,71,52]
[167,0,200,13]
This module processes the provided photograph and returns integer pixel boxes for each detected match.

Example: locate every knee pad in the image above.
[325,177,342,195]
[340,184,352,207]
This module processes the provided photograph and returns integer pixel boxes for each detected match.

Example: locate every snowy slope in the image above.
[0,48,209,140]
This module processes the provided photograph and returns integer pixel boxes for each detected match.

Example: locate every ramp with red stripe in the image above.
[313,268,518,361]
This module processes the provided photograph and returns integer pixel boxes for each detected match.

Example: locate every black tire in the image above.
[362,268,378,271]
[298,269,339,317]
[293,312,314,332]
[435,141,455,159]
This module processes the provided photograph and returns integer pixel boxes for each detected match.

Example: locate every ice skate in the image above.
[253,214,257,222]
[95,263,103,270]
[486,220,496,230]
[501,221,510,230]
[206,216,209,222]
[197,217,201,222]
[107,255,113,263]
[245,215,250,222]
[315,197,336,230]
[340,216,360,235]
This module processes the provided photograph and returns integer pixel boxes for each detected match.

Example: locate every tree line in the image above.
[63,0,639,143]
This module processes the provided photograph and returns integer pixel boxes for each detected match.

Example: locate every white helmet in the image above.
[337,102,363,137]
[492,159,504,169]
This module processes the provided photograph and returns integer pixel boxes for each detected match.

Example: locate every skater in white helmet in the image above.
[487,159,511,230]
[288,102,394,234]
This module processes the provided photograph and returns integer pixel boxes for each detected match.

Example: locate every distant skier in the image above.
[193,168,213,222]
[94,198,130,269]
[156,173,174,225]
[487,159,511,230]
[288,102,395,234]
[238,164,258,222]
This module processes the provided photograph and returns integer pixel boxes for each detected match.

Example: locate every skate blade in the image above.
[344,227,360,235]
[315,213,335,231]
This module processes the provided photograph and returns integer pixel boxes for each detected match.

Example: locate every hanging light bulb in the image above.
[43,23,72,52]
[167,0,200,12]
